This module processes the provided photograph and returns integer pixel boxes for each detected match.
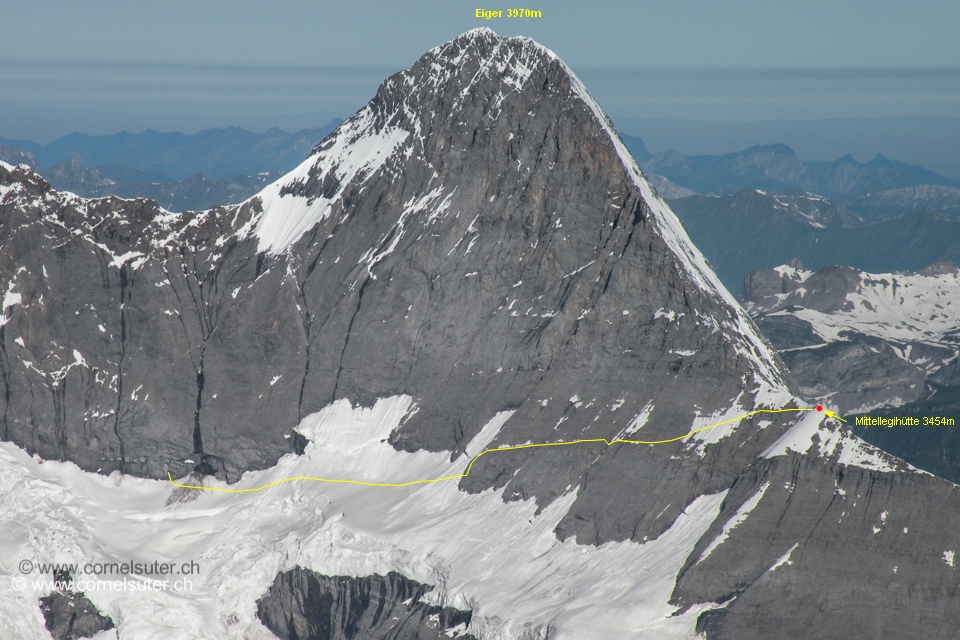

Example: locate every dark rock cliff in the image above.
[256,569,474,640]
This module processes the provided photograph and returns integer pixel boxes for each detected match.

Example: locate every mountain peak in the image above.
[441,27,556,58]
[0,30,793,510]
[238,32,794,486]
[252,33,766,372]
[259,30,615,253]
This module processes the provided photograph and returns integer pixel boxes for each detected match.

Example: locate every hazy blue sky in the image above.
[2,0,959,176]
[4,0,959,69]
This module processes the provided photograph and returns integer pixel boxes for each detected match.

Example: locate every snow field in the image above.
[1,396,732,639]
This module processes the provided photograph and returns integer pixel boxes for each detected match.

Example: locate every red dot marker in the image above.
[816,405,823,412]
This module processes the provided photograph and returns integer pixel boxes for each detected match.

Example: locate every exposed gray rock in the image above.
[256,568,475,640]
[0,31,794,548]
[673,452,960,640]
[752,313,824,350]
[0,162,301,482]
[740,257,807,301]
[779,333,932,411]
[38,571,115,640]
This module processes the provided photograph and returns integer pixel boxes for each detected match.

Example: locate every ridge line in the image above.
[168,407,839,494]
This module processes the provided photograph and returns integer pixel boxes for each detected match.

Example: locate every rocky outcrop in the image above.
[256,569,474,640]
[38,571,115,640]
[673,452,960,639]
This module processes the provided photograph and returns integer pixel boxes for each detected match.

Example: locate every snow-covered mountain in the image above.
[742,260,960,413]
[4,29,960,640]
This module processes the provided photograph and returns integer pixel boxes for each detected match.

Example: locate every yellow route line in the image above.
[168,407,843,494]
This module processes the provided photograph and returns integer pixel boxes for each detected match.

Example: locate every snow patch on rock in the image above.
[252,109,409,256]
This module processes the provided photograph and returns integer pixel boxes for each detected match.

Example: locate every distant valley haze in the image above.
[1,61,959,180]
[2,0,959,178]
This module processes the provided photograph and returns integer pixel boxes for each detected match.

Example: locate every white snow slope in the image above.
[750,262,960,348]
[1,396,728,639]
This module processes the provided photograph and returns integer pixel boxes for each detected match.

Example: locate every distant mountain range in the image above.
[0,124,339,211]
[40,159,282,212]
[0,122,340,180]
[3,126,959,218]
[669,189,960,291]
[628,136,960,229]
[635,141,960,199]
[849,184,960,221]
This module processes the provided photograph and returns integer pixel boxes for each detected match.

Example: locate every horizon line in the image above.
[1,58,960,76]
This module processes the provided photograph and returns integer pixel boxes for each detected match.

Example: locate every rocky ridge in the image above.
[256,569,475,640]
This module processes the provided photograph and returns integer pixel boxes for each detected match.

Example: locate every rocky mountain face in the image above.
[740,260,960,413]
[0,28,794,519]
[256,569,475,640]
[38,572,115,640]
[5,29,960,639]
